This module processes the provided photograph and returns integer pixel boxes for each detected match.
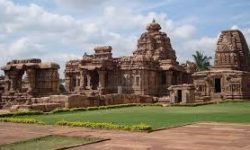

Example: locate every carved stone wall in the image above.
[214,30,250,71]
[168,84,195,103]
[1,59,60,107]
[193,29,250,101]
[64,20,191,97]
[133,19,177,61]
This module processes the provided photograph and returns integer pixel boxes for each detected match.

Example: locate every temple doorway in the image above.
[214,78,221,93]
[177,90,182,103]
[90,70,99,90]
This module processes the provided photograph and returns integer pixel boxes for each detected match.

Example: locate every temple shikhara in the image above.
[193,30,250,100]
[0,20,250,111]
[64,19,192,97]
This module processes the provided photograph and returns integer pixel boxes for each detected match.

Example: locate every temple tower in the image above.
[133,19,177,61]
[214,30,250,71]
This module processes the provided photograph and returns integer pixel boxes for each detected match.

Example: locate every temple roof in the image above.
[146,19,161,32]
[213,29,250,71]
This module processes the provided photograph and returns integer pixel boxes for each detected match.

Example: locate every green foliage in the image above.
[192,51,212,71]
[170,99,246,107]
[3,101,250,131]
[139,103,163,107]
[70,108,87,112]
[50,108,70,114]
[0,135,103,150]
[17,101,250,129]
[87,107,99,111]
[0,111,43,118]
[56,120,152,131]
[48,103,149,113]
[0,117,44,124]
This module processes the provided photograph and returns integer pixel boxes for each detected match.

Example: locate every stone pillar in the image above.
[26,69,36,95]
[52,69,60,94]
[4,71,11,93]
[80,69,87,90]
[166,71,173,87]
[86,72,91,90]
[98,70,106,88]
[9,70,19,93]
[64,74,71,92]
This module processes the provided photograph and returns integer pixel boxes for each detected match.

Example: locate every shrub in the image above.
[0,111,43,118]
[0,117,44,124]
[70,108,87,112]
[98,106,108,110]
[56,120,152,131]
[87,107,99,111]
[51,108,70,114]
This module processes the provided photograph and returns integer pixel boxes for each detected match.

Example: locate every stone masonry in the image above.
[65,20,193,97]
[1,59,60,108]
[193,30,250,100]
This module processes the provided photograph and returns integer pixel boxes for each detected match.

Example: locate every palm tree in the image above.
[192,51,212,71]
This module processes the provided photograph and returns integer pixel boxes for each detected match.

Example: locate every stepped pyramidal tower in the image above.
[64,19,192,96]
[193,29,250,100]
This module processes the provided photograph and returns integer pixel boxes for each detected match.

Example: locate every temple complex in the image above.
[0,20,250,111]
[65,20,192,97]
[0,59,60,108]
[193,30,250,100]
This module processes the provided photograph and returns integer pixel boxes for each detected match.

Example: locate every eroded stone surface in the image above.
[65,20,193,97]
[0,59,60,108]
[193,30,250,100]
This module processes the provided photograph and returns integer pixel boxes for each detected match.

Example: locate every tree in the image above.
[192,51,212,71]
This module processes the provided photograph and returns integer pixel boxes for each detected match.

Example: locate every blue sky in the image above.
[1,0,250,77]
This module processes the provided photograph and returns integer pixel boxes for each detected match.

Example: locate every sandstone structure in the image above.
[193,30,250,100]
[65,20,192,97]
[0,76,4,108]
[2,21,249,111]
[1,59,60,108]
[168,84,195,103]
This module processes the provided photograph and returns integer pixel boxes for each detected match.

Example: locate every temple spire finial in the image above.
[152,18,156,23]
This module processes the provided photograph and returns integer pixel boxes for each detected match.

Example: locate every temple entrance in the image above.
[160,71,166,85]
[21,71,28,92]
[172,71,178,85]
[70,77,77,92]
[177,90,182,103]
[214,78,221,93]
[90,70,99,90]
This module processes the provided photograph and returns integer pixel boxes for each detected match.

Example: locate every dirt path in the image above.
[0,122,250,150]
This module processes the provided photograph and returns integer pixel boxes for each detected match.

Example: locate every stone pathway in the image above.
[0,122,250,150]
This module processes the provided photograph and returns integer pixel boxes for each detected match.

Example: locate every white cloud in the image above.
[6,37,44,57]
[55,0,110,9]
[172,36,217,64]
[231,25,239,30]
[172,25,196,39]
[0,0,203,77]
[184,36,218,56]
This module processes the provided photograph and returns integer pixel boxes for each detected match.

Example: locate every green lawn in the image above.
[0,135,102,150]
[14,102,250,129]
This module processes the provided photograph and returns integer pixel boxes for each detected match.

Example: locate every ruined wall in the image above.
[1,59,60,108]
[12,94,156,111]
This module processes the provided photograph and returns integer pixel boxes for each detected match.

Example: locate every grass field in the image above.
[0,135,102,150]
[11,101,250,129]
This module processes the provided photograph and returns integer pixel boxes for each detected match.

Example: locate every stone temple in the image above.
[65,20,193,97]
[0,59,60,108]
[0,20,250,111]
[192,30,250,100]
